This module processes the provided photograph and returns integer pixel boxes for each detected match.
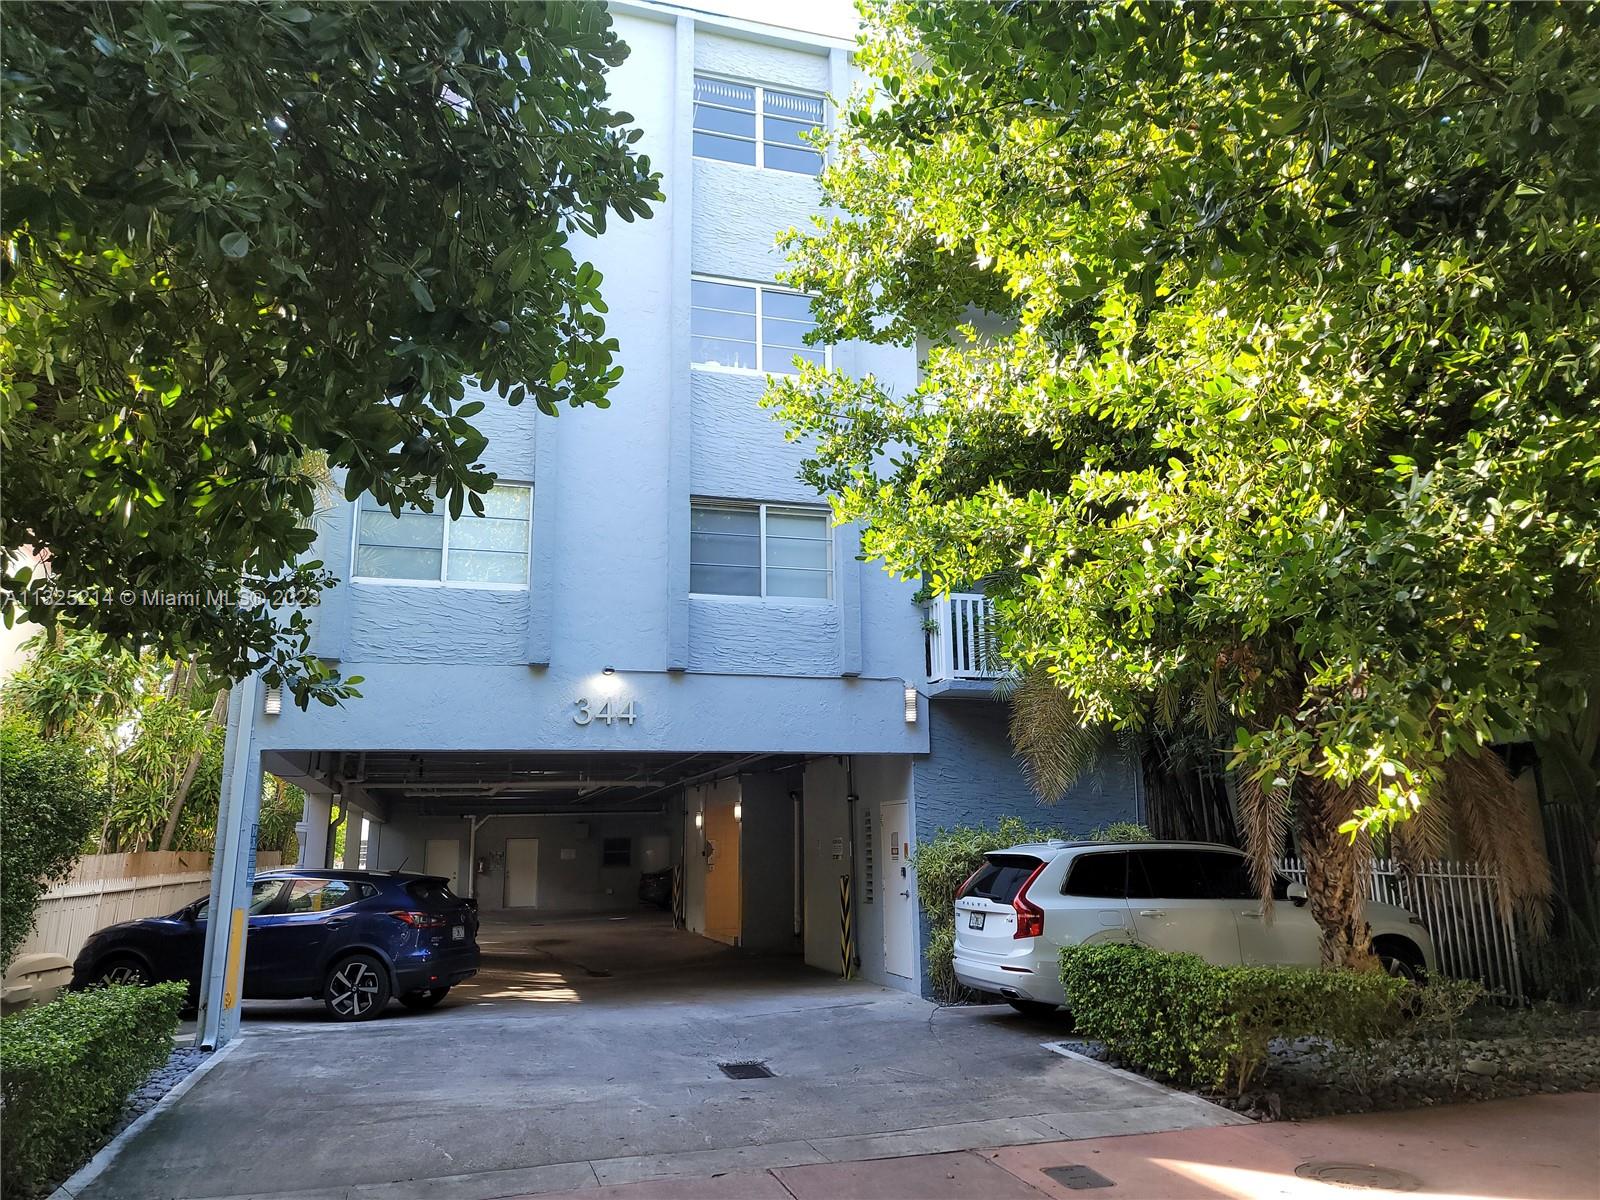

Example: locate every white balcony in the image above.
[922,593,1004,682]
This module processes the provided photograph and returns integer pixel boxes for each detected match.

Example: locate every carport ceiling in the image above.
[339,750,808,815]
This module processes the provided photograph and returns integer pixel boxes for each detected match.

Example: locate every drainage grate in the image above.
[1294,1162,1421,1192]
[717,1061,774,1080]
[1042,1165,1113,1190]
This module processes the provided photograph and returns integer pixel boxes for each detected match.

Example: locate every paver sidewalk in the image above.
[525,1092,1599,1200]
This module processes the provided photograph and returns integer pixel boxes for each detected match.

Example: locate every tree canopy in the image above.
[1,1,660,704]
[767,0,1599,963]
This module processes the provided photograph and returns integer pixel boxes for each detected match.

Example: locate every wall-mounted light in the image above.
[601,665,615,675]
[904,685,918,724]
[264,686,283,716]
[733,801,742,821]
[694,811,704,829]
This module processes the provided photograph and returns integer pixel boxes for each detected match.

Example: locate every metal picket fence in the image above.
[1277,856,1526,1002]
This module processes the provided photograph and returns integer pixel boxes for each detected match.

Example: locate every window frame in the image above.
[692,73,826,174]
[689,499,835,604]
[350,482,533,590]
[690,274,831,377]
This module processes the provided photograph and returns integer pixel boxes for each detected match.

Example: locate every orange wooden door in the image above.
[704,798,742,945]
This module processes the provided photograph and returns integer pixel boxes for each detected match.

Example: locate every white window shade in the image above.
[354,485,531,586]
[693,75,823,175]
[690,501,833,600]
[691,276,826,375]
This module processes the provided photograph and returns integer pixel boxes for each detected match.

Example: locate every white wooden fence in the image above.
[8,850,283,977]
[1278,856,1525,1002]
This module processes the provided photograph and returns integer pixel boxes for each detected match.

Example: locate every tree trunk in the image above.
[1298,776,1374,969]
[157,688,228,851]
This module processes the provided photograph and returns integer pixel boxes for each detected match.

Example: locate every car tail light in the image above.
[1012,862,1047,940]
[389,910,448,928]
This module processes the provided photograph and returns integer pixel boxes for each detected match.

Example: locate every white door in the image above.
[1126,848,1243,965]
[424,839,460,893]
[504,838,539,908]
[1232,863,1322,966]
[880,801,914,979]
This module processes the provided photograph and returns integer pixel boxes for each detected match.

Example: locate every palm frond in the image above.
[1238,770,1291,921]
[1392,766,1451,869]
[1008,671,1106,804]
[1197,665,1223,739]
[1444,750,1553,936]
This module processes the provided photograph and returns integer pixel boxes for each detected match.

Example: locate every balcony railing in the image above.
[922,593,1004,682]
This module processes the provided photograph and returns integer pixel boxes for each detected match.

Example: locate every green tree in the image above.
[0,717,107,972]
[767,0,1599,966]
[4,628,302,857]
[1,1,661,704]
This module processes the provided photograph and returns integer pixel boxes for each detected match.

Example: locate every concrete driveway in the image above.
[88,913,1240,1200]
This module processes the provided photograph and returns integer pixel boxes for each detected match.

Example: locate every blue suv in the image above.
[69,870,480,1020]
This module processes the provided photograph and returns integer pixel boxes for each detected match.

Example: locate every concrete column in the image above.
[298,789,333,869]
[664,13,695,671]
[197,675,264,1049]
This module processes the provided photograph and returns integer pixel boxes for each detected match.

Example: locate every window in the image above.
[690,277,826,375]
[354,485,531,585]
[958,854,1044,904]
[1063,851,1128,898]
[282,879,355,914]
[690,501,833,600]
[602,837,632,868]
[693,76,824,174]
[193,878,282,921]
[1127,849,1257,900]
[405,879,464,905]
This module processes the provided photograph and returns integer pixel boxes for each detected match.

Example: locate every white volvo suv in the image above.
[952,840,1438,1015]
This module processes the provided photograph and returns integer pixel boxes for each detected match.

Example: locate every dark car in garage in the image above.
[69,870,479,1021]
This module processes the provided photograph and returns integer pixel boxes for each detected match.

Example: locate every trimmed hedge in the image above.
[1,982,186,1198]
[1061,943,1407,1094]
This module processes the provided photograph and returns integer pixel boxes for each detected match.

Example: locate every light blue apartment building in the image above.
[229,1,1141,999]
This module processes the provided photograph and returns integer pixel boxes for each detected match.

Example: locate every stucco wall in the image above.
[373,809,671,913]
[913,700,1142,839]
[693,29,830,92]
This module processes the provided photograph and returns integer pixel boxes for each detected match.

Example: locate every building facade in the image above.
[232,2,1141,998]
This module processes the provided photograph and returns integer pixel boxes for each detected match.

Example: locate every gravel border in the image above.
[109,1046,209,1138]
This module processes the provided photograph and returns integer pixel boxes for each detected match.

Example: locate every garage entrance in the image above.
[276,750,816,986]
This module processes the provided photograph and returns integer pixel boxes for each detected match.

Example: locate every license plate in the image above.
[967,912,985,930]
[451,925,465,941]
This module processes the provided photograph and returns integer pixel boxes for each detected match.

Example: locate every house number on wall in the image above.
[573,697,639,726]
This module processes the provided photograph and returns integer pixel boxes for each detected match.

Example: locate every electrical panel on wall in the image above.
[863,809,875,904]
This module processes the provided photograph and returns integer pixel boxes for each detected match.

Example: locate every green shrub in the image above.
[0,716,107,972]
[1,982,186,1198]
[912,816,1150,1001]
[1060,943,1407,1094]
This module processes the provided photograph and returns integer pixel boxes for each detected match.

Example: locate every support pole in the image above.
[197,674,262,1050]
[839,873,855,980]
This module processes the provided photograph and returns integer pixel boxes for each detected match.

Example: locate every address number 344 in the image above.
[573,698,639,726]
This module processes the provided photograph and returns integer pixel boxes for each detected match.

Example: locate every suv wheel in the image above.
[93,955,151,986]
[323,954,391,1021]
[399,986,451,1011]
[1375,938,1426,983]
